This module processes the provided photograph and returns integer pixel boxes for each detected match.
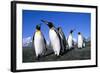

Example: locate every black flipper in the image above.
[83,36,86,48]
[43,33,47,52]
[72,39,74,49]
[32,31,37,57]
[32,32,35,48]
[41,32,47,56]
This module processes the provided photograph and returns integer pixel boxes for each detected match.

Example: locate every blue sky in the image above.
[22,10,91,41]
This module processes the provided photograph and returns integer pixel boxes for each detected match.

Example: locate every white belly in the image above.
[34,32,45,57]
[49,29,60,56]
[78,35,83,48]
[68,34,73,49]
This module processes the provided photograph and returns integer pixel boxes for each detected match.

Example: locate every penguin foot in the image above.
[60,52,63,56]
[78,48,82,49]
[56,54,61,57]
[35,55,40,60]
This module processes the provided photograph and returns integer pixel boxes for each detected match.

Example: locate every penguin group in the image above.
[32,20,86,60]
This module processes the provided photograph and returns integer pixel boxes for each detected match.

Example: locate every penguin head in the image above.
[36,24,41,31]
[57,27,61,31]
[47,22,54,28]
[70,30,74,34]
[78,32,81,35]
[70,29,75,34]
[41,20,54,29]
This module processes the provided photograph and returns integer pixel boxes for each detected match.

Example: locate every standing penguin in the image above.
[57,27,67,52]
[41,20,61,56]
[77,32,85,49]
[67,30,74,50]
[33,24,47,59]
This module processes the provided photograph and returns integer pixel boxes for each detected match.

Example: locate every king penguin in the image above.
[57,27,67,52]
[67,30,74,50]
[33,24,47,59]
[41,20,61,56]
[77,32,85,49]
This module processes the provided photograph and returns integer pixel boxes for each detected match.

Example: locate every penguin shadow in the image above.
[35,49,65,61]
[34,46,77,62]
[44,52,54,57]
[34,50,54,61]
[60,47,75,56]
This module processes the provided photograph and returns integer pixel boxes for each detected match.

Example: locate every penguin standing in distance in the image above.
[57,27,67,52]
[77,32,85,49]
[33,24,47,60]
[67,30,75,50]
[41,20,62,56]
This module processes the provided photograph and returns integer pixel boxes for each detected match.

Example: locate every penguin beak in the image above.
[41,20,53,28]
[41,20,48,25]
[41,20,51,28]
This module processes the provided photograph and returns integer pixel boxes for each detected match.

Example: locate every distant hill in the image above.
[22,36,91,49]
[22,37,33,48]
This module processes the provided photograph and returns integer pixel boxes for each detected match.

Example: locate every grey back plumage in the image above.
[57,27,67,53]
